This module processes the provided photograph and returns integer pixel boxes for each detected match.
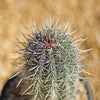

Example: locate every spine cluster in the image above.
[13,18,91,100]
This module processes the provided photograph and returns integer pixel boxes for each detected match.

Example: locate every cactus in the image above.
[12,18,92,100]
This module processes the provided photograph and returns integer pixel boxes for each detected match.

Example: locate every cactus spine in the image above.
[13,18,91,100]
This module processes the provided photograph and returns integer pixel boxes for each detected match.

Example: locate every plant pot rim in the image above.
[0,74,94,100]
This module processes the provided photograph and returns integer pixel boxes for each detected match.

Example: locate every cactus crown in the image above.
[13,18,91,100]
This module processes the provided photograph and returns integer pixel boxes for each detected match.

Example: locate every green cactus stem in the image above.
[12,18,92,100]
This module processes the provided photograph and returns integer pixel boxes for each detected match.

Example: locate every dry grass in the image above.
[0,0,100,99]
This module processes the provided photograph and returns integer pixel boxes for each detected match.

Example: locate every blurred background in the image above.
[0,0,100,99]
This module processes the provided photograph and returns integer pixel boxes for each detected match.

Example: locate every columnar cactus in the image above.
[13,18,91,100]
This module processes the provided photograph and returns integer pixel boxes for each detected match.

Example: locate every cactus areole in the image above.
[13,18,90,100]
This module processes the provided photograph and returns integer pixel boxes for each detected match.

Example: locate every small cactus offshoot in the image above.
[12,18,92,100]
